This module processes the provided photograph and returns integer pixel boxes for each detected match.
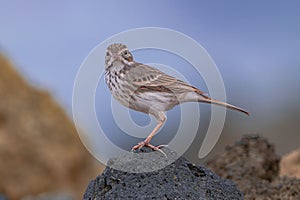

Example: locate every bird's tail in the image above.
[199,95,250,116]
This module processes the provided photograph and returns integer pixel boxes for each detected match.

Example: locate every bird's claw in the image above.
[130,141,146,151]
[131,142,168,158]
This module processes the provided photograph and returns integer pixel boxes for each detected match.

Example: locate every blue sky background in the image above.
[1,1,300,157]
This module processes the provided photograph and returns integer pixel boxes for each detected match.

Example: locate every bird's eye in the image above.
[106,52,110,56]
[123,50,129,56]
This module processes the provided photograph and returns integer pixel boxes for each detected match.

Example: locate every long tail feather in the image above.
[200,96,250,116]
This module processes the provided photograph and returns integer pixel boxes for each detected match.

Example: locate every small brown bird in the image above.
[105,43,249,153]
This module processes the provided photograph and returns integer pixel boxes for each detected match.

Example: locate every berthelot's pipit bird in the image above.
[105,43,249,154]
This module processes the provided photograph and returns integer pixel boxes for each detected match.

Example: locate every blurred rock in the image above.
[0,54,100,199]
[206,135,300,199]
[206,135,280,191]
[84,147,243,200]
[280,148,300,179]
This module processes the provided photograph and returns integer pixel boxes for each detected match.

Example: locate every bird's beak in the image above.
[113,54,121,61]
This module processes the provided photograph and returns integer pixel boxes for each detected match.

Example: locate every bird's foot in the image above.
[131,141,168,158]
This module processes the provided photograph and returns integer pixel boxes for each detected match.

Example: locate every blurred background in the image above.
[1,1,300,199]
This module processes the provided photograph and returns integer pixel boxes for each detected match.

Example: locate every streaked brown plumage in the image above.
[105,43,249,153]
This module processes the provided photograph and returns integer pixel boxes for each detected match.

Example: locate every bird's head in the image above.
[105,43,133,69]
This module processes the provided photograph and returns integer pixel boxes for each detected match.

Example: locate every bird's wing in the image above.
[130,63,177,86]
[127,63,249,116]
[129,63,206,95]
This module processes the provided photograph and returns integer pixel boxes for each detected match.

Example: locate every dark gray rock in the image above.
[83,147,243,200]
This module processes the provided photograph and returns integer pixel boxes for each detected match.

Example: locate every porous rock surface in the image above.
[84,147,243,200]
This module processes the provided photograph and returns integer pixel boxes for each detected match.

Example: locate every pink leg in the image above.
[131,112,167,153]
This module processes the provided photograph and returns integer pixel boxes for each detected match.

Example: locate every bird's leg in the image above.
[144,118,165,144]
[131,119,165,150]
[131,112,167,155]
